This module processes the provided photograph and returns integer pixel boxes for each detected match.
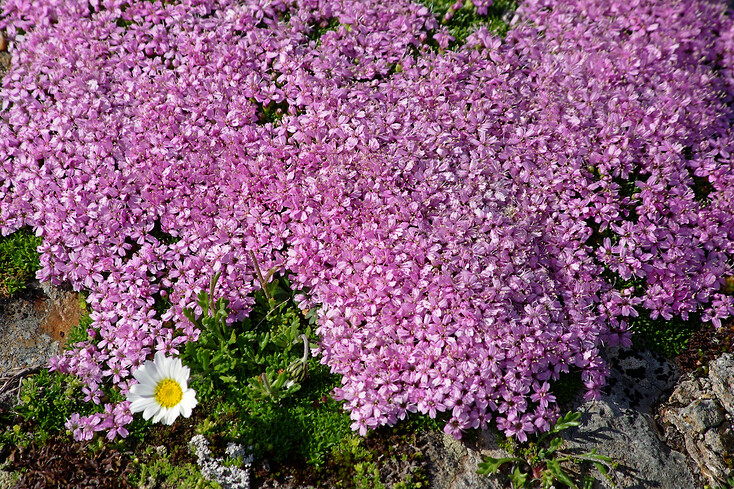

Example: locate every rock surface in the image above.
[558,347,700,489]
[658,354,734,489]
[0,281,82,376]
[424,432,507,489]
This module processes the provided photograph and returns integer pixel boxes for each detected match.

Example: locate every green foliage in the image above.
[479,411,618,489]
[307,16,341,43]
[16,371,89,435]
[419,0,519,46]
[208,360,352,467]
[596,261,703,358]
[332,437,384,489]
[0,226,42,296]
[0,370,95,451]
[256,99,290,125]
[177,267,354,467]
[180,270,312,403]
[324,423,432,489]
[629,309,702,357]
[128,446,221,489]
[328,436,399,489]
[65,316,93,348]
[0,420,33,453]
[64,293,93,348]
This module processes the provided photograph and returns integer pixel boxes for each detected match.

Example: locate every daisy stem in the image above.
[208,271,221,317]
[250,250,272,302]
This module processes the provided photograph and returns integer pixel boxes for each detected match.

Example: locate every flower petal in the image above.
[143,401,162,421]
[175,366,189,387]
[151,406,168,424]
[131,397,158,414]
[164,406,180,425]
[129,382,155,397]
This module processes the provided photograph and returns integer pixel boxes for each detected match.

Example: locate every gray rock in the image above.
[0,280,83,377]
[562,347,700,489]
[677,399,726,433]
[421,431,507,489]
[564,401,698,489]
[658,356,734,489]
[708,353,734,417]
[601,346,681,412]
[669,378,704,406]
[703,427,730,456]
[0,296,59,375]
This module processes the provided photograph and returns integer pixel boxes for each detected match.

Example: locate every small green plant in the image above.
[418,0,519,46]
[15,370,91,438]
[0,226,42,296]
[330,436,385,489]
[177,267,355,467]
[629,308,702,357]
[478,411,617,489]
[180,268,312,403]
[0,368,99,455]
[128,445,222,489]
[213,359,352,466]
[247,333,311,401]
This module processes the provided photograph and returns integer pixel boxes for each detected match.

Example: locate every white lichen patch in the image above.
[189,434,253,489]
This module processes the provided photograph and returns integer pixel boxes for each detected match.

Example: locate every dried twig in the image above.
[0,365,42,404]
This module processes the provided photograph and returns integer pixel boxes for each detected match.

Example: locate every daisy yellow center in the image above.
[154,379,183,408]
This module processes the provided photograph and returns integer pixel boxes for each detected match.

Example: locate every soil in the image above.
[673,318,734,374]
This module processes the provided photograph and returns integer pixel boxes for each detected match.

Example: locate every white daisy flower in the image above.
[126,351,198,425]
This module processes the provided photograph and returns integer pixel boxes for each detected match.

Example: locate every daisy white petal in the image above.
[129,382,156,397]
[152,408,167,424]
[125,353,197,426]
[164,408,179,425]
[143,402,160,421]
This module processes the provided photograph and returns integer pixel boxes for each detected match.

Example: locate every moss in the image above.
[418,0,519,46]
[128,446,222,489]
[630,310,702,358]
[0,226,42,297]
[13,370,94,437]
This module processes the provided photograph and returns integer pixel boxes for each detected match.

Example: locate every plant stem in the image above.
[250,250,272,301]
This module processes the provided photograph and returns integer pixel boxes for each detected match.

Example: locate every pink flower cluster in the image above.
[1,0,733,442]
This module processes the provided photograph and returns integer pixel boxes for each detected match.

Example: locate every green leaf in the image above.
[546,459,578,489]
[197,350,211,370]
[228,329,237,345]
[510,464,529,488]
[259,332,271,351]
[544,436,562,455]
[582,448,614,464]
[551,411,581,433]
[593,462,609,477]
[477,456,522,475]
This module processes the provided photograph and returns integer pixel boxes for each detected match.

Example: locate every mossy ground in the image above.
[0,227,42,298]
[420,0,519,42]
